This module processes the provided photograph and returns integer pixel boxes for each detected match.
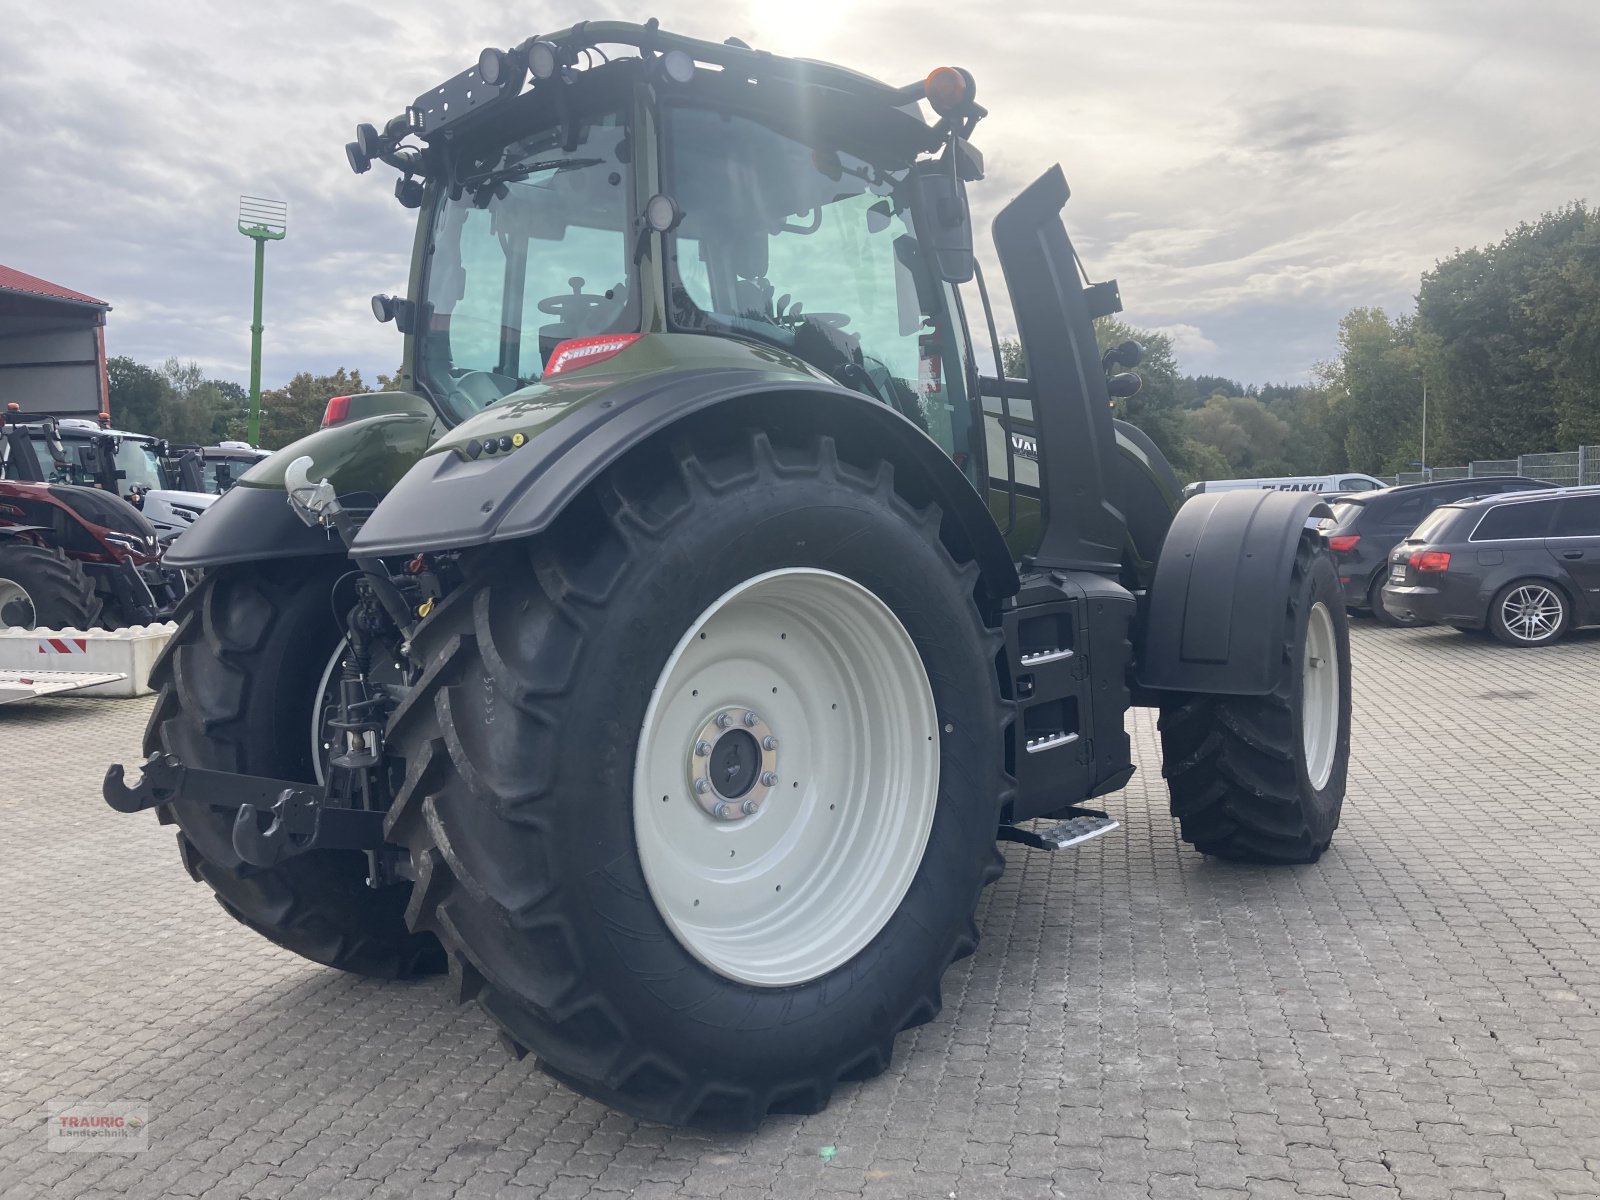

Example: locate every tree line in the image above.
[107,357,393,449]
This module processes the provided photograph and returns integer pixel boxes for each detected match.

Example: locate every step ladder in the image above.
[998,808,1120,851]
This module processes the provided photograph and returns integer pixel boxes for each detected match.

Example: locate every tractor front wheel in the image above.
[384,429,1007,1129]
[1160,534,1351,863]
[143,559,444,977]
[0,541,101,630]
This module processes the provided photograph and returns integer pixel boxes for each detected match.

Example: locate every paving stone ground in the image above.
[2,623,1598,1200]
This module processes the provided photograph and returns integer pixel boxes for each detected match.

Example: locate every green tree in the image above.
[1322,308,1422,475]
[1521,207,1600,446]
[106,356,171,433]
[1185,394,1294,476]
[255,368,368,449]
[1419,204,1592,461]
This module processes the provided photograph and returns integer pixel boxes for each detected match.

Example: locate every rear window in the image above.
[1382,494,1429,528]
[1470,499,1557,541]
[1406,506,1459,544]
[1551,494,1600,538]
[1325,501,1362,529]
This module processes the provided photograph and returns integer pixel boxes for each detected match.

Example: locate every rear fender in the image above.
[1137,489,1333,695]
[164,401,437,570]
[352,371,1020,600]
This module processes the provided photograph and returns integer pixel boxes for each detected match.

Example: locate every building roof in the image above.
[0,265,110,309]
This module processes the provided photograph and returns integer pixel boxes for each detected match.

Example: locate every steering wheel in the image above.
[539,276,610,321]
[447,370,514,412]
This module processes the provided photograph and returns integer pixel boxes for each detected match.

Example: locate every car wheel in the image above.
[1487,579,1571,647]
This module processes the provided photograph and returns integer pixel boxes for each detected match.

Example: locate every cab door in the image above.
[1546,493,1600,622]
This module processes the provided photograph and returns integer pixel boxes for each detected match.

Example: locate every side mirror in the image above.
[908,163,973,283]
[1102,340,1144,371]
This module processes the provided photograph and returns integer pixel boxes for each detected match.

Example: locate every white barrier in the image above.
[0,623,177,698]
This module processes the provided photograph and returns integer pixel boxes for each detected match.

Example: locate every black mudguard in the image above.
[162,484,345,569]
[1137,489,1332,695]
[352,369,1020,599]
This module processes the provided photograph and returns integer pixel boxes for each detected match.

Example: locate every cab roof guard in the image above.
[349,19,984,180]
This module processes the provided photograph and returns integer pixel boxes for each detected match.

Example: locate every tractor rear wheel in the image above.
[384,430,1007,1129]
[1159,533,1351,863]
[143,559,444,978]
[0,541,101,630]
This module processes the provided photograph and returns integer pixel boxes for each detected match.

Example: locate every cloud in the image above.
[1149,323,1221,364]
[1,0,1595,394]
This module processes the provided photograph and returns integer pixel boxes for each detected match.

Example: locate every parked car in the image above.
[1382,485,1600,646]
[1321,477,1553,626]
[1184,471,1389,498]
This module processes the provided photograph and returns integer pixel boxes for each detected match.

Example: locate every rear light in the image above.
[1327,534,1360,553]
[1412,550,1451,573]
[321,395,352,427]
[544,334,642,378]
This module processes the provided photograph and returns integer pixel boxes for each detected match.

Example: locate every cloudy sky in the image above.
[3,1,1596,389]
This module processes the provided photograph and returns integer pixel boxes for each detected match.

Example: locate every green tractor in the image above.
[105,22,1350,1130]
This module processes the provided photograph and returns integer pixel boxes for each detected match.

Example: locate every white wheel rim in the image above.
[1502,585,1561,642]
[1301,601,1339,792]
[633,567,939,987]
[0,578,37,629]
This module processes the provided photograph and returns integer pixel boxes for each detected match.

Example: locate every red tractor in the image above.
[0,412,182,629]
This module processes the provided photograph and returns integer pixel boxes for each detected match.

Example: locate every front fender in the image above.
[1137,489,1333,695]
[353,369,1020,599]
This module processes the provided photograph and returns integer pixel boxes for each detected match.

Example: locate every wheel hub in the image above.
[689,707,778,820]
[0,579,36,629]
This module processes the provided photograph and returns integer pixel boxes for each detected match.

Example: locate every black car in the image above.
[1381,485,1600,646]
[1320,477,1551,626]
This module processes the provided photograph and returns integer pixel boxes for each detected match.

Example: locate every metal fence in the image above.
[1395,446,1599,487]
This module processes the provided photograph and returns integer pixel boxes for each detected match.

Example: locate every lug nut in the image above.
[694,778,710,794]
[713,801,731,819]
[743,710,759,726]
[741,799,759,816]
[762,735,777,751]
[760,772,778,787]
[695,740,711,756]
[715,712,732,728]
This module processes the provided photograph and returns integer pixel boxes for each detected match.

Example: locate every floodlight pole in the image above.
[238,197,288,446]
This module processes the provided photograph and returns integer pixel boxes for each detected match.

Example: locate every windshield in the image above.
[419,112,635,421]
[664,106,976,473]
[32,434,167,496]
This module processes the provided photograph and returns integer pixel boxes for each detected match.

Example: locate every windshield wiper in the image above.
[463,156,602,197]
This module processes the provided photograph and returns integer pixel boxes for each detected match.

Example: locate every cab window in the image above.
[664,105,974,474]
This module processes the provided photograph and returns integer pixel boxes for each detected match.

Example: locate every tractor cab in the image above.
[352,27,987,490]
[0,412,218,541]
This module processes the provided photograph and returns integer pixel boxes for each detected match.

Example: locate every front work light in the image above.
[924,66,975,116]
[527,40,561,80]
[478,47,507,85]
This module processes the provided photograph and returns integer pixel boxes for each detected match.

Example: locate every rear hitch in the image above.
[104,752,304,815]
[103,752,389,868]
[232,788,387,867]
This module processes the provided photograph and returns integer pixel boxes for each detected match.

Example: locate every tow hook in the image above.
[103,752,389,867]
